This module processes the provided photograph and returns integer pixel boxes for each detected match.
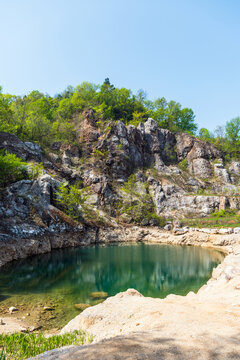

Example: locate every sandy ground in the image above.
[0,316,29,333]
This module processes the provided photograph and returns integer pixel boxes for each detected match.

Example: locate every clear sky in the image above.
[0,0,239,131]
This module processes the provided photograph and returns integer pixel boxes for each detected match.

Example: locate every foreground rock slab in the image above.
[32,328,240,360]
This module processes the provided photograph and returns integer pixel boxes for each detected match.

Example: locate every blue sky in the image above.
[0,0,239,131]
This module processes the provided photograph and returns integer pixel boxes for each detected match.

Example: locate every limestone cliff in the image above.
[1,111,240,262]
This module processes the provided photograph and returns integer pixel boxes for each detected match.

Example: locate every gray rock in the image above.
[164,224,172,231]
[0,132,42,161]
[214,163,231,183]
[173,220,183,228]
[229,161,240,176]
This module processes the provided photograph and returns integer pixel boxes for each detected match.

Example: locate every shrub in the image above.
[212,209,236,218]
[147,213,166,227]
[212,209,226,218]
[27,162,44,179]
[55,182,89,220]
[0,151,44,187]
[178,158,188,171]
[93,149,109,158]
[0,151,29,187]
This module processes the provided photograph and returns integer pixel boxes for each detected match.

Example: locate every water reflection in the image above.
[0,243,224,302]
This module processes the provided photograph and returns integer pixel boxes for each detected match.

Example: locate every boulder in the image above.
[0,132,42,161]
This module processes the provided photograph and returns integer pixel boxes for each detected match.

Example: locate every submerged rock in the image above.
[89,291,108,299]
[74,304,91,311]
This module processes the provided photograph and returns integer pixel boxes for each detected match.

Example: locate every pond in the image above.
[0,243,224,329]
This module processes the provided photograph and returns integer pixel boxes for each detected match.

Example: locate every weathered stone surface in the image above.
[0,132,42,161]
[229,161,240,175]
[214,163,231,183]
[1,117,240,268]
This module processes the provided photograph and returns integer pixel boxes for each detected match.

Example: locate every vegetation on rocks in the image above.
[55,182,88,220]
[1,79,240,235]
[0,151,43,187]
[118,174,165,226]
[0,79,197,150]
[1,79,240,162]
[182,209,240,228]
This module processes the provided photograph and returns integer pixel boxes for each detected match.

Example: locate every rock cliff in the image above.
[1,111,240,265]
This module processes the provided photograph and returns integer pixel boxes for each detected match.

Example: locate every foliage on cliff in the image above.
[55,182,87,219]
[0,79,197,148]
[198,117,240,161]
[0,151,43,187]
[118,174,166,226]
[1,79,240,162]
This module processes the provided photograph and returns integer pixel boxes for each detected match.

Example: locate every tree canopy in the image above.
[0,79,199,148]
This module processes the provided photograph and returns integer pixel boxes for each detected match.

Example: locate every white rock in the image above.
[9,306,18,314]
[218,228,233,234]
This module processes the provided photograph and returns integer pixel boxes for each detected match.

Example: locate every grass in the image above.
[0,330,92,360]
[0,348,5,360]
[182,209,240,228]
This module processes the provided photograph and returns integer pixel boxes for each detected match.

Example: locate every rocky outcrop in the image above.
[0,227,98,268]
[1,113,240,260]
[73,116,240,218]
[0,220,239,268]
[0,132,42,161]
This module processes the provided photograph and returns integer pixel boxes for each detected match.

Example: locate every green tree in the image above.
[177,108,197,134]
[71,82,98,111]
[0,93,15,132]
[56,183,88,219]
[0,151,42,187]
[146,98,197,134]
[198,128,213,141]
[225,117,240,143]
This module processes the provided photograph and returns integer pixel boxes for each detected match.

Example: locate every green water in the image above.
[0,243,224,329]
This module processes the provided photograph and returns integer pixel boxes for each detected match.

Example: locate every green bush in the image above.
[212,209,226,218]
[0,151,44,187]
[27,162,44,179]
[93,149,109,158]
[0,151,29,187]
[212,209,236,218]
[55,182,88,219]
[0,330,91,359]
[178,158,188,171]
[147,213,166,227]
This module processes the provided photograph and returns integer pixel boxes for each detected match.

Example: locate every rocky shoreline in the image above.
[29,228,240,359]
[0,227,240,359]
[1,224,239,269]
